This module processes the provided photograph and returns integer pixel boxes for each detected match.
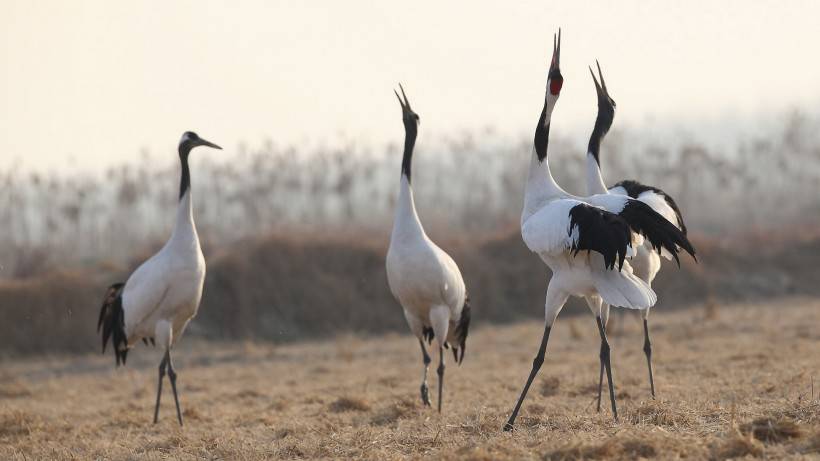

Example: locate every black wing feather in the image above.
[617,199,696,266]
[613,179,688,235]
[452,295,471,365]
[568,204,633,270]
[97,282,129,366]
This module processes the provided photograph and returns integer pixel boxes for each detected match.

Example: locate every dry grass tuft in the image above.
[455,446,501,461]
[740,417,803,443]
[182,407,205,421]
[546,432,708,460]
[140,434,189,453]
[268,398,288,412]
[458,409,503,437]
[370,397,417,426]
[543,436,659,460]
[329,396,371,413]
[0,410,45,438]
[712,428,764,459]
[801,431,820,454]
[540,376,561,397]
[627,400,695,428]
[235,388,267,399]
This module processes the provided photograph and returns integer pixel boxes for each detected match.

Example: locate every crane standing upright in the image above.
[386,86,471,413]
[584,62,691,408]
[503,31,696,431]
[97,131,221,426]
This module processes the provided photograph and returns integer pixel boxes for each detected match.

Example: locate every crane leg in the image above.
[153,353,168,424]
[643,319,656,398]
[165,349,184,426]
[596,341,605,412]
[503,324,552,431]
[596,316,618,420]
[588,299,608,412]
[418,339,432,406]
[436,345,445,413]
[596,306,609,412]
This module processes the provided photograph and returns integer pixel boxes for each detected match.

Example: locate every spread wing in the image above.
[609,180,688,234]
[521,198,634,270]
[586,192,695,265]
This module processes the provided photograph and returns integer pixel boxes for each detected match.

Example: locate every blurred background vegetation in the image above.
[2,111,820,356]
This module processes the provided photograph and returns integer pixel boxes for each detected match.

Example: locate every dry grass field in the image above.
[2,298,820,460]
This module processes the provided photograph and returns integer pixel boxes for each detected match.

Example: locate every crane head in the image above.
[178,131,222,156]
[590,60,616,117]
[394,83,420,133]
[548,29,564,96]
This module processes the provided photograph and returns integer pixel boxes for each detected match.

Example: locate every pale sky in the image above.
[2,0,819,172]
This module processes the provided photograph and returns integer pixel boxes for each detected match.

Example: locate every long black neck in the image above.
[178,148,191,200]
[534,105,551,162]
[401,125,418,183]
[588,104,613,166]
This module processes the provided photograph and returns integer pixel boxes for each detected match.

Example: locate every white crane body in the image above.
[122,191,206,348]
[504,32,695,431]
[385,86,470,412]
[97,131,220,426]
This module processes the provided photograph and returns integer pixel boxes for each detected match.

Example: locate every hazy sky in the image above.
[3,0,820,172]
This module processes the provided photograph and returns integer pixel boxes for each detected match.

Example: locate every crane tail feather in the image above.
[97,282,128,366]
[453,295,471,365]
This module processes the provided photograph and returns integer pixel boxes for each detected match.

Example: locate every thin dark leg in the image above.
[153,353,168,424]
[166,349,184,426]
[643,319,656,398]
[503,324,552,431]
[596,316,618,420]
[596,315,607,412]
[419,339,432,406]
[596,343,605,412]
[436,345,445,413]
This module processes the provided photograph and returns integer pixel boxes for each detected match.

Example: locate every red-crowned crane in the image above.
[503,31,696,431]
[386,86,471,413]
[97,131,221,426]
[584,61,691,409]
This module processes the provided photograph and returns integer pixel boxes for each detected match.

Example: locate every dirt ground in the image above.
[2,298,820,460]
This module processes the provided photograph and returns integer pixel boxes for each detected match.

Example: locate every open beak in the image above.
[394,83,420,124]
[590,64,603,98]
[198,138,222,150]
[394,83,412,111]
[550,28,561,72]
[590,60,609,98]
[589,60,615,107]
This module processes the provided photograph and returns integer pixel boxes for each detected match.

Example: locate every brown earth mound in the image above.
[1,231,818,356]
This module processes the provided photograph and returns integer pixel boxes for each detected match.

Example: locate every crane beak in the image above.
[395,83,413,111]
[590,60,615,107]
[550,28,561,72]
[395,83,420,125]
[595,60,609,98]
[197,138,222,150]
[546,29,563,95]
[590,64,603,97]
